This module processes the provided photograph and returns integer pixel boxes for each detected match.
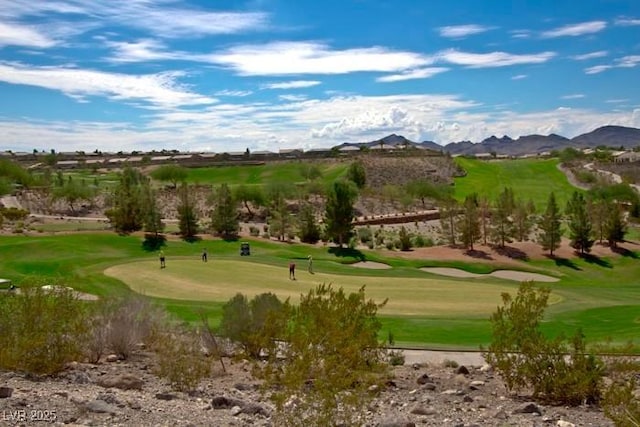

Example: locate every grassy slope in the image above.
[1,233,638,348]
[453,157,580,209]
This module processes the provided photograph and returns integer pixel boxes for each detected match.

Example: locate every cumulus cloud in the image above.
[207,41,431,76]
[376,67,449,82]
[542,20,607,38]
[438,49,555,68]
[438,24,494,38]
[0,62,215,107]
[261,80,321,90]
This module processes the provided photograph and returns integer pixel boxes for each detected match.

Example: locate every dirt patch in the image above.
[421,267,559,283]
[350,261,392,269]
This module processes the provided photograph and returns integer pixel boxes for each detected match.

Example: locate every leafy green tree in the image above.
[150,164,188,188]
[269,197,295,241]
[439,197,458,246]
[210,183,238,239]
[324,180,357,247]
[297,202,321,243]
[538,192,563,256]
[588,198,608,244]
[233,184,264,219]
[52,177,95,214]
[565,191,594,254]
[457,194,481,250]
[260,285,387,426]
[605,204,626,248]
[513,199,534,242]
[141,180,164,239]
[346,160,366,189]
[177,183,198,240]
[490,187,515,248]
[406,180,441,208]
[106,166,145,233]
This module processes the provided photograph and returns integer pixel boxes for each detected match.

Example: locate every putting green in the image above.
[104,259,541,317]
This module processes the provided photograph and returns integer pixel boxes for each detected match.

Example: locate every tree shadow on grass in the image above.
[492,245,529,261]
[611,246,639,259]
[546,255,582,271]
[142,234,166,252]
[578,253,612,268]
[328,247,366,262]
[464,249,493,260]
[182,235,202,243]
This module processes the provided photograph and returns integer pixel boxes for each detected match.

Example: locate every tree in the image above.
[538,192,563,256]
[457,194,481,250]
[565,191,594,254]
[177,183,198,240]
[52,178,95,214]
[210,183,238,239]
[297,202,321,244]
[605,204,626,248]
[513,199,534,242]
[260,285,387,426]
[398,225,412,251]
[478,196,491,245]
[490,187,515,248]
[299,163,322,182]
[439,197,458,246]
[269,196,295,241]
[150,164,188,189]
[324,180,357,247]
[346,160,366,189]
[233,184,264,219]
[106,166,145,233]
[140,180,164,239]
[588,198,608,244]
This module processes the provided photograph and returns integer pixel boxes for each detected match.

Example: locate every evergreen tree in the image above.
[141,179,164,238]
[107,166,145,233]
[298,202,321,244]
[588,198,608,243]
[439,197,458,246]
[269,197,295,241]
[566,191,594,254]
[457,194,480,250]
[478,196,491,245]
[398,226,412,251]
[324,180,357,247]
[538,192,563,256]
[490,188,515,248]
[210,183,238,239]
[605,204,626,248]
[177,183,198,240]
[346,160,366,189]
[513,199,534,242]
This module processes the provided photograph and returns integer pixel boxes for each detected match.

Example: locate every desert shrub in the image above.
[575,169,598,184]
[219,293,286,359]
[387,331,405,366]
[0,207,30,221]
[484,281,603,405]
[598,343,640,426]
[259,285,388,426]
[413,234,426,247]
[367,240,375,249]
[398,226,412,251]
[154,324,212,392]
[262,232,270,239]
[385,240,395,250]
[357,226,373,243]
[375,233,385,247]
[99,296,166,360]
[0,279,89,375]
[443,359,459,368]
[393,238,402,250]
[249,225,260,236]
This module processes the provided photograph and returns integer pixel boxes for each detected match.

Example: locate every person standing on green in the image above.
[307,255,313,274]
[159,250,166,269]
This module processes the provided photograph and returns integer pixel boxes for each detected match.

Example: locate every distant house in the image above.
[57,160,79,168]
[305,148,333,157]
[279,148,303,158]
[474,152,493,159]
[614,151,640,163]
[151,155,172,162]
[370,143,396,151]
[171,154,193,161]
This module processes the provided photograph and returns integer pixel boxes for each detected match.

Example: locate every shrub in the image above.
[443,359,459,368]
[259,285,388,426]
[413,234,426,247]
[0,207,30,221]
[398,226,412,251]
[0,279,89,375]
[599,343,640,426]
[249,225,260,236]
[385,240,395,250]
[357,227,373,244]
[483,282,603,405]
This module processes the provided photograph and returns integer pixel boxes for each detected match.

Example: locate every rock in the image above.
[96,392,121,405]
[54,391,69,399]
[379,417,416,427]
[416,373,430,385]
[463,395,474,403]
[155,392,177,401]
[480,364,492,372]
[68,371,92,384]
[233,382,252,391]
[513,402,542,415]
[557,421,575,427]
[422,382,436,391]
[231,405,242,416]
[85,399,119,415]
[240,403,269,416]
[410,405,436,415]
[0,387,13,398]
[494,409,508,420]
[105,354,119,362]
[211,396,245,409]
[97,373,144,390]
[455,365,470,375]
[470,380,485,387]
[441,389,460,395]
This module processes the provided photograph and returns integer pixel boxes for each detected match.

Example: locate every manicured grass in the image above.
[183,161,349,187]
[453,158,580,209]
[0,233,638,349]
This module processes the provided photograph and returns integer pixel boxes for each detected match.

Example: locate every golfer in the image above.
[202,248,208,262]
[159,250,166,269]
[289,262,296,280]
[307,255,313,273]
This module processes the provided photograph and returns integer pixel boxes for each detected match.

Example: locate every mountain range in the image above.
[336,125,640,156]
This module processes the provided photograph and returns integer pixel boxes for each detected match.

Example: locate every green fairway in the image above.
[104,259,520,317]
[453,157,580,209]
[1,233,638,348]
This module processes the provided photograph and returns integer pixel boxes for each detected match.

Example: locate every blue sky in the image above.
[0,0,639,153]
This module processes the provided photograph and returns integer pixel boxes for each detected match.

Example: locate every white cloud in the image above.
[571,51,608,61]
[438,24,493,38]
[438,49,555,68]
[0,21,56,48]
[261,80,321,90]
[0,62,215,107]
[215,89,253,97]
[510,30,532,39]
[618,55,640,68]
[511,74,527,80]
[561,94,585,100]
[542,20,607,38]
[606,99,628,103]
[208,41,431,75]
[279,94,307,102]
[376,67,449,82]
[615,18,640,26]
[585,65,613,74]
[105,39,180,63]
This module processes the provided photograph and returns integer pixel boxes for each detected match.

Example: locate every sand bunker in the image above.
[350,261,392,269]
[421,267,558,282]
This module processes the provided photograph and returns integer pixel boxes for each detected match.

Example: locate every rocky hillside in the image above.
[361,155,463,189]
[0,351,612,426]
